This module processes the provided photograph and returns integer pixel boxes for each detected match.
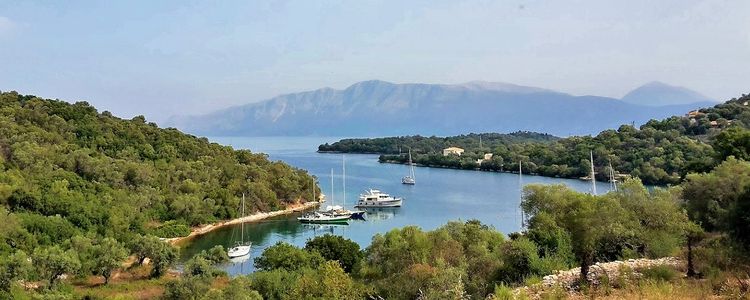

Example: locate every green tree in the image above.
[92,238,128,284]
[148,239,178,278]
[522,184,637,280]
[496,237,541,284]
[682,157,750,232]
[33,245,81,287]
[208,276,263,300]
[196,245,230,264]
[183,255,225,278]
[304,234,363,273]
[254,242,324,272]
[248,269,300,300]
[163,276,211,300]
[714,127,750,160]
[288,261,367,300]
[0,250,31,292]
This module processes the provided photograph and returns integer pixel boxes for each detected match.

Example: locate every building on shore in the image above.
[443,147,465,156]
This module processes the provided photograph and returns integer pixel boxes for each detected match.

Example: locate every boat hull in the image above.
[228,245,251,258]
[355,198,403,208]
[297,218,350,224]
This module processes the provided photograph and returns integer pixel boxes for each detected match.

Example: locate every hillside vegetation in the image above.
[327,94,750,185]
[0,90,318,252]
[318,131,558,154]
[5,91,750,299]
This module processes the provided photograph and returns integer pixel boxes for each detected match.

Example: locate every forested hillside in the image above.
[333,94,750,185]
[318,131,558,154]
[0,91,318,254]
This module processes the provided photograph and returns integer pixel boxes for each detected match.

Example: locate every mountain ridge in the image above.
[621,81,715,107]
[168,80,715,137]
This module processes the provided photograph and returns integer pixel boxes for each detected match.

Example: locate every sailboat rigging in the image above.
[590,151,597,196]
[402,149,416,185]
[609,161,618,192]
[228,193,251,258]
[519,161,524,230]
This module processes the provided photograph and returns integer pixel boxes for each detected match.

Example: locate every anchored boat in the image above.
[227,193,252,258]
[355,189,403,208]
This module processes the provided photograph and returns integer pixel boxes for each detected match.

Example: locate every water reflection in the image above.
[360,207,399,221]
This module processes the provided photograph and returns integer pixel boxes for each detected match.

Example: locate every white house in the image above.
[443,147,464,156]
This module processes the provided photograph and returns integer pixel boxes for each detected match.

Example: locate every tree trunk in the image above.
[49,273,59,287]
[580,253,593,283]
[687,236,696,277]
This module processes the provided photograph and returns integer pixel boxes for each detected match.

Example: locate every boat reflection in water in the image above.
[359,207,399,221]
[229,254,251,264]
[303,223,350,235]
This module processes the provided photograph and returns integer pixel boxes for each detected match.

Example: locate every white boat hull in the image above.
[228,244,251,258]
[355,198,403,208]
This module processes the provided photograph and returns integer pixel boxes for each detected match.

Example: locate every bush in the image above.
[254,242,324,272]
[183,256,225,278]
[196,245,230,264]
[163,276,210,300]
[490,283,514,300]
[641,265,679,282]
[497,237,542,283]
[149,220,191,238]
[304,234,363,273]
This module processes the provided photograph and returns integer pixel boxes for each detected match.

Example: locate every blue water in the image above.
[180,136,614,275]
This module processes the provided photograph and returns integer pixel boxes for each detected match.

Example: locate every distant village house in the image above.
[443,147,464,156]
[476,153,493,165]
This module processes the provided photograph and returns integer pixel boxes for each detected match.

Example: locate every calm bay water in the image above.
[180,136,614,275]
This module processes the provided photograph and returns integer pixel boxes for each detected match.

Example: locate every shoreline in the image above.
[165,201,321,246]
[376,158,627,184]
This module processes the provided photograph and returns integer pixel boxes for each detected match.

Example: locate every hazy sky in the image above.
[1,0,748,122]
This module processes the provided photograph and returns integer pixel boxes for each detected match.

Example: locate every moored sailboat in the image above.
[402,149,416,185]
[228,193,252,258]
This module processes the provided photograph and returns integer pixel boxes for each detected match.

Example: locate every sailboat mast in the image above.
[519,161,524,229]
[609,161,617,192]
[590,151,597,196]
[330,169,334,206]
[342,155,346,208]
[409,149,415,179]
[241,193,245,244]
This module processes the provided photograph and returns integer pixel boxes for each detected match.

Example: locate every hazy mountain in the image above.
[621,81,716,107]
[168,80,715,137]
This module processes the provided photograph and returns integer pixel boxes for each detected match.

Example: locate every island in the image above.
[319,94,750,185]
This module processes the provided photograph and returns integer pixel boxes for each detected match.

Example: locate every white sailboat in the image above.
[298,169,351,223]
[323,155,365,219]
[402,149,416,185]
[519,161,524,230]
[228,193,251,258]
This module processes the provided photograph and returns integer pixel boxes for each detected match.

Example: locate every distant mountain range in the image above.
[167,80,717,137]
[621,81,714,107]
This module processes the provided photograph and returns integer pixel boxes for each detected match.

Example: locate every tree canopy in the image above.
[0,91,319,256]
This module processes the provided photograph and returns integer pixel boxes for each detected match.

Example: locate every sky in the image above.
[0,0,749,123]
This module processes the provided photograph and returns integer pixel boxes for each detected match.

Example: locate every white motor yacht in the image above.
[355,189,403,208]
